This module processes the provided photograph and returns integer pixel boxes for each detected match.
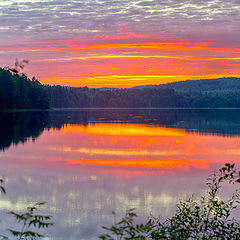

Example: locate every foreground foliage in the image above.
[1,163,239,239]
[99,163,240,239]
[0,181,52,240]
[0,178,6,195]
[0,202,53,240]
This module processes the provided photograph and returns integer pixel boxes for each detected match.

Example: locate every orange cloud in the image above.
[3,33,240,88]
[67,42,210,51]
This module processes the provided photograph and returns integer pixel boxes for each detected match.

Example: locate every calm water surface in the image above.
[0,109,240,239]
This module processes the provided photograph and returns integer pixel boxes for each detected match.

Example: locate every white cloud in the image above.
[0,0,239,45]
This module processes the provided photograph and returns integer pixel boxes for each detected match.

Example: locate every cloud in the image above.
[0,0,240,87]
[0,0,239,44]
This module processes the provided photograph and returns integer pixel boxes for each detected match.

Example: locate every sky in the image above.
[0,0,240,88]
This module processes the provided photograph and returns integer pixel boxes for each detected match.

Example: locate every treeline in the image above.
[44,85,179,107]
[44,84,240,108]
[184,90,240,108]
[0,68,49,109]
[135,77,240,92]
[2,67,240,109]
[163,77,240,92]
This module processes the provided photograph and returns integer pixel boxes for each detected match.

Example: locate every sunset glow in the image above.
[1,1,240,87]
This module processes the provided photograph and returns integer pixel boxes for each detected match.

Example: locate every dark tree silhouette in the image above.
[4,58,29,74]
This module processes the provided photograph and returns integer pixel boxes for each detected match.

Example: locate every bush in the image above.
[99,163,240,240]
[0,180,53,240]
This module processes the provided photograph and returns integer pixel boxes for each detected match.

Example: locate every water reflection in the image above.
[0,111,48,151]
[1,108,240,152]
[48,108,240,136]
[0,109,240,239]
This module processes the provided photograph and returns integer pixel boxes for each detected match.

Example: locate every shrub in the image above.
[0,185,52,240]
[99,163,240,240]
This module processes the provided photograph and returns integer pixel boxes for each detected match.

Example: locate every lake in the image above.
[0,108,240,239]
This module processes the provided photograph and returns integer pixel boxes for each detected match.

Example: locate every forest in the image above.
[1,67,240,109]
[134,77,240,92]
[44,85,179,108]
[44,80,240,108]
[0,68,49,109]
